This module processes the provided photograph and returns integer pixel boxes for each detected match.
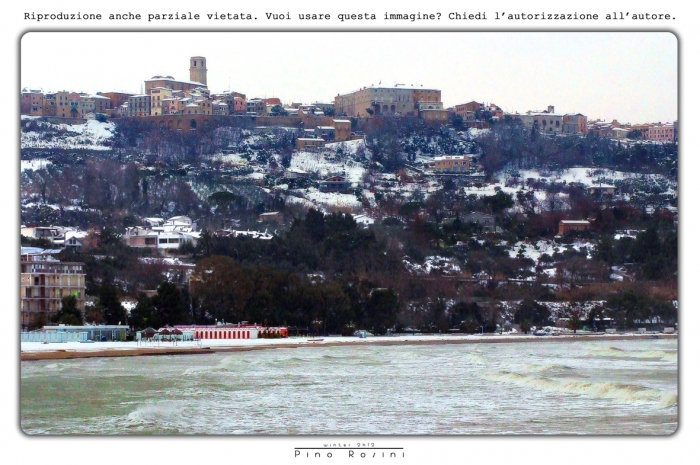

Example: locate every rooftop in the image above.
[339,83,440,95]
[146,76,206,87]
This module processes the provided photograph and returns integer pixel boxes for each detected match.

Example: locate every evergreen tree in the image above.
[514,299,552,328]
[99,283,124,325]
[152,281,187,326]
[51,295,83,326]
[366,288,399,335]
[128,293,157,330]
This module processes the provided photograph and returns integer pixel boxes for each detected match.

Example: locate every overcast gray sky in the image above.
[21,31,677,124]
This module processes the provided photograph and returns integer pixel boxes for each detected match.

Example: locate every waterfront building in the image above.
[20,248,86,329]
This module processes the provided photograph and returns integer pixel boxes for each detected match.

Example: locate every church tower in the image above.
[190,56,207,86]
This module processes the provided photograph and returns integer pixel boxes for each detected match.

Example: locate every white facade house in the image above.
[124,216,199,250]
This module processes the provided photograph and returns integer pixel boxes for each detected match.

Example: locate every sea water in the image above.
[20,338,677,435]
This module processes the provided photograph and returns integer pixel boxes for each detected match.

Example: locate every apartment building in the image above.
[213,100,229,115]
[41,92,56,117]
[55,91,82,118]
[30,91,45,116]
[79,95,96,116]
[247,98,267,116]
[648,123,676,142]
[20,249,86,329]
[214,91,247,115]
[150,87,176,115]
[97,92,132,111]
[128,94,151,117]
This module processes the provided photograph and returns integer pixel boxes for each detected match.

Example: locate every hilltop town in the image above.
[20,56,678,338]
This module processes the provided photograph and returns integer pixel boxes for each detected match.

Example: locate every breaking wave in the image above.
[486,370,675,406]
[124,402,182,429]
[589,346,676,361]
[658,392,678,408]
[527,363,575,373]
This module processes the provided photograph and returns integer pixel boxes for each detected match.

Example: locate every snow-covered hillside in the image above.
[21,116,115,151]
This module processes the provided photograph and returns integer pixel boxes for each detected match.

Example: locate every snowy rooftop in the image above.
[433,155,470,161]
[526,112,563,117]
[340,83,440,95]
[146,77,206,87]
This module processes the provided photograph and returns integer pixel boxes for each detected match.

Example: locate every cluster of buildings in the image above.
[20,88,118,119]
[21,55,677,143]
[453,101,504,122]
[509,106,588,135]
[19,213,279,330]
[21,225,88,249]
[124,215,200,251]
[20,56,336,121]
[459,102,676,142]
[587,119,677,142]
[296,119,355,148]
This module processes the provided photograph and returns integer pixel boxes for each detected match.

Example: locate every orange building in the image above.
[97,92,132,110]
[332,119,352,141]
[563,113,588,134]
[427,155,471,173]
[558,220,591,235]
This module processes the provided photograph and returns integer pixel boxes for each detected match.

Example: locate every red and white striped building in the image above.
[174,324,288,340]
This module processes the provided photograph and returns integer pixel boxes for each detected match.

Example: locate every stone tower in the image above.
[190,56,207,86]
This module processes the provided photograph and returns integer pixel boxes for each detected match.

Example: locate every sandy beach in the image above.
[20,332,677,361]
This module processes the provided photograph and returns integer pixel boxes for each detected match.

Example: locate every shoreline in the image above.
[20,332,677,361]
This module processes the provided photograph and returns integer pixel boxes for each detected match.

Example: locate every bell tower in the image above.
[190,56,207,86]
